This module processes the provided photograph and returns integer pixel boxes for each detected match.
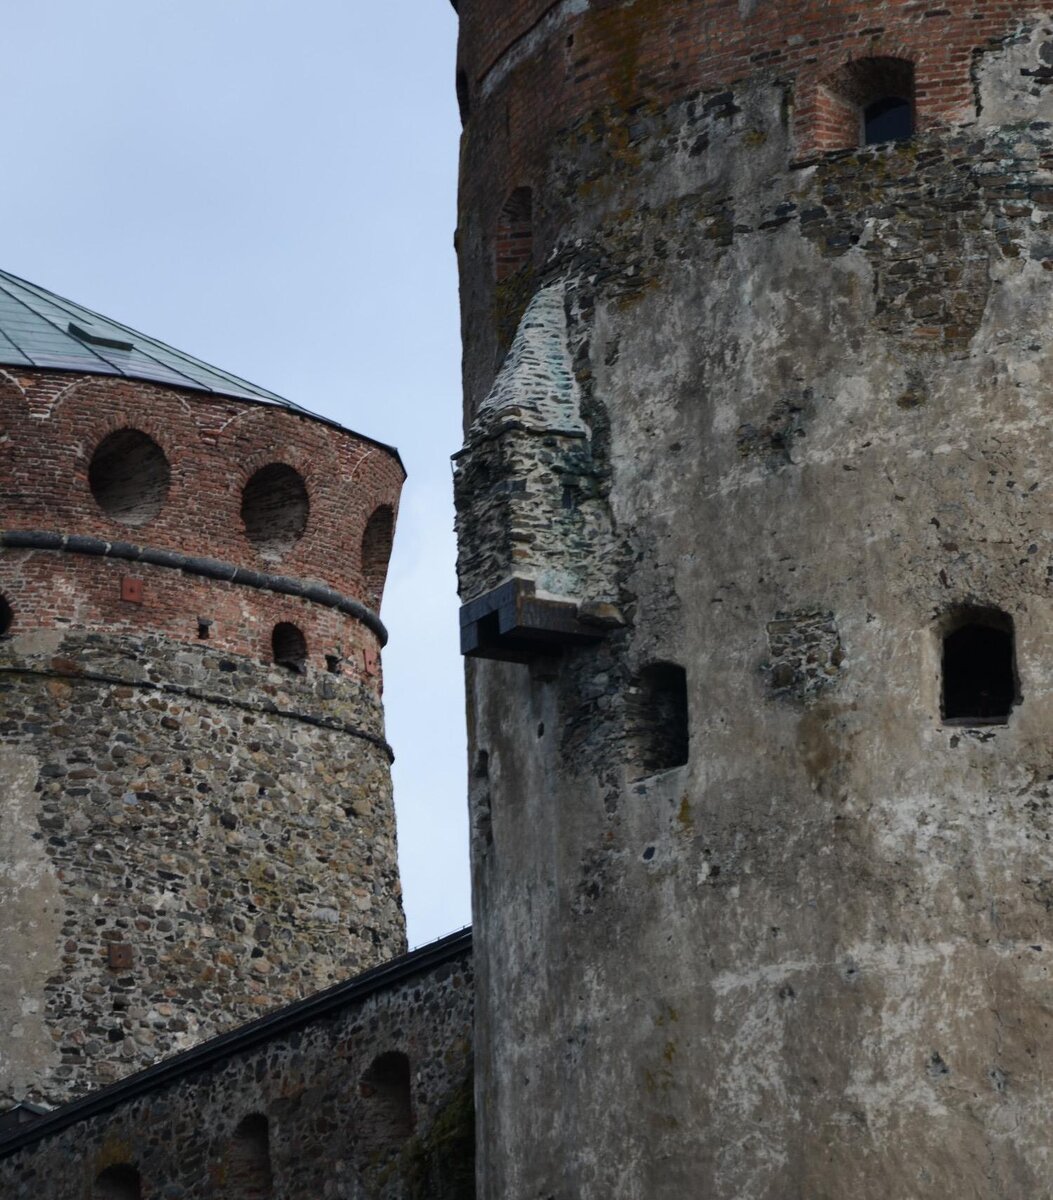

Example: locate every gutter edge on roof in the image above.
[0,928,472,1158]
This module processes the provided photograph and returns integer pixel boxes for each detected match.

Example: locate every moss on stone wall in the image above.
[403,1076,476,1200]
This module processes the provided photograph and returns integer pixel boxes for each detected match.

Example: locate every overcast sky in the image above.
[2,2,469,948]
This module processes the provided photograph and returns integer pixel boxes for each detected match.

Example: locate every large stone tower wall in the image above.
[0,369,406,1105]
[454,3,1053,1197]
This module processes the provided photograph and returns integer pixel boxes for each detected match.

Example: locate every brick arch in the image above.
[793,41,971,157]
[0,369,27,405]
[233,440,322,495]
[222,407,333,496]
[0,373,28,483]
[46,374,193,421]
[233,439,323,566]
[52,379,192,467]
[361,504,396,610]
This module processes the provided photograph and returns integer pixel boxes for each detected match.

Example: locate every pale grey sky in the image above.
[2,1,469,947]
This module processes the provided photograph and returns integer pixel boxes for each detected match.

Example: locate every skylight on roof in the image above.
[67,320,134,352]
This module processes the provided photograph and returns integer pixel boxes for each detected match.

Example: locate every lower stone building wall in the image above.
[0,933,474,1200]
[0,629,404,1107]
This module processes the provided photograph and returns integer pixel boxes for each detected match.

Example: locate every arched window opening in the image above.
[272,622,308,673]
[94,1164,142,1200]
[0,595,12,637]
[361,504,395,609]
[227,1113,274,1200]
[496,187,534,282]
[625,662,689,781]
[864,95,913,145]
[241,464,309,560]
[456,69,470,124]
[816,57,915,151]
[941,609,1017,725]
[357,1051,414,1167]
[89,428,170,526]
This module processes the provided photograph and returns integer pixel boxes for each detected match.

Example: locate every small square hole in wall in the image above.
[941,608,1018,725]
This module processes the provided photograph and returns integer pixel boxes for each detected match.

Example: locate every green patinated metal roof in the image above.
[0,267,330,424]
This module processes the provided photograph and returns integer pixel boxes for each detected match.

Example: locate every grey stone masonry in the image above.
[0,932,474,1200]
[0,629,404,1107]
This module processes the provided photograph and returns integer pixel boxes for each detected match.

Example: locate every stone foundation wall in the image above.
[0,630,403,1107]
[0,935,474,1200]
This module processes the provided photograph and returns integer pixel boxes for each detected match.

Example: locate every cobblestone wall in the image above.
[0,935,474,1200]
[0,369,406,1105]
[0,630,403,1108]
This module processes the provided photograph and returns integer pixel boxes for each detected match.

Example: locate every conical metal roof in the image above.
[0,267,321,421]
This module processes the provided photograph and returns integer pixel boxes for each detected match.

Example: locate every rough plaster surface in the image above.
[456,13,1053,1200]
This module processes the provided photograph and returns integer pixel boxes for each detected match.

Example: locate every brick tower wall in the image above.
[0,370,406,1106]
[453,3,1053,1197]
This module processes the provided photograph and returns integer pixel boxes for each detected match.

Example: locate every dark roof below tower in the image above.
[0,268,344,429]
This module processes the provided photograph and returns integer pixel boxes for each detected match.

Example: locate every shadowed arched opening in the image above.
[272,622,308,673]
[94,1164,142,1200]
[625,662,690,780]
[89,428,170,525]
[227,1113,274,1200]
[357,1051,414,1172]
[361,504,395,609]
[815,57,915,151]
[496,187,533,282]
[241,463,309,559]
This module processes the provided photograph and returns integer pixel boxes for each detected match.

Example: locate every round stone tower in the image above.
[452,3,1053,1196]
[0,270,406,1106]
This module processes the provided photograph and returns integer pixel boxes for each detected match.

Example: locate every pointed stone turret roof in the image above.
[0,267,330,425]
[469,280,587,439]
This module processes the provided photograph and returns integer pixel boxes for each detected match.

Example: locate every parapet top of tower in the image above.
[0,268,398,455]
[454,0,1042,154]
[0,269,405,670]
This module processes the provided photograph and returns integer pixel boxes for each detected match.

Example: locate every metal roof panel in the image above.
[0,269,403,468]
